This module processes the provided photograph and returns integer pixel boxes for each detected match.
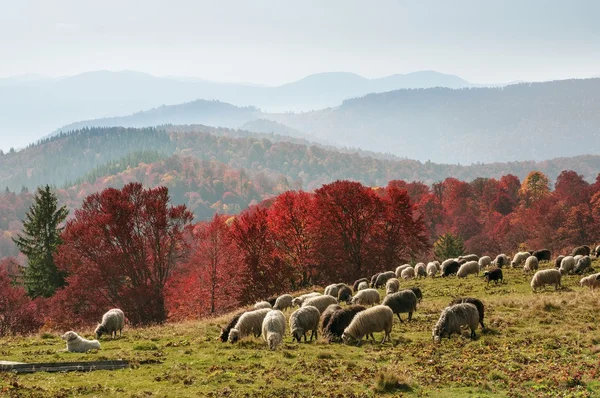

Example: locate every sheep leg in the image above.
[396,314,403,323]
[480,321,485,330]
[303,332,307,342]
[471,329,476,339]
[408,312,413,321]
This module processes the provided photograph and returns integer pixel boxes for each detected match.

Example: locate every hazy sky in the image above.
[2,0,600,84]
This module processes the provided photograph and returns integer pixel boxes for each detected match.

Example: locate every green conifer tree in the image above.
[433,232,465,260]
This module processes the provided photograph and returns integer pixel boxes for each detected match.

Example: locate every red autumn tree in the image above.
[55,183,193,326]
[554,170,590,207]
[0,267,44,336]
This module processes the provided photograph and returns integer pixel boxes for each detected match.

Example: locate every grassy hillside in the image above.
[2,265,599,397]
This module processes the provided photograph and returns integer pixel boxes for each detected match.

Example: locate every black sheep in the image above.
[407,286,423,302]
[443,261,460,277]
[571,245,591,257]
[337,286,353,303]
[554,255,565,269]
[450,297,485,329]
[483,268,503,284]
[532,249,551,262]
[369,273,381,288]
[265,296,278,307]
[323,305,367,341]
[218,311,245,343]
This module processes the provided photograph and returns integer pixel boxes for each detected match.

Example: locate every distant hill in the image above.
[0,69,472,150]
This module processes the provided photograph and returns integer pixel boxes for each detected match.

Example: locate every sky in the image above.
[2,0,600,85]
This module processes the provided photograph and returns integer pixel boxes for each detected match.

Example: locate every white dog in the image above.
[61,331,101,353]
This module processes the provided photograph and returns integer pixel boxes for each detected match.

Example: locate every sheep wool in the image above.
[511,252,530,268]
[458,254,479,262]
[523,256,539,273]
[450,297,485,329]
[357,281,369,291]
[342,305,393,345]
[290,305,320,343]
[61,331,101,353]
[554,255,565,269]
[414,263,427,278]
[400,267,415,280]
[352,278,369,292]
[580,273,600,290]
[350,288,380,306]
[320,304,343,333]
[457,261,479,278]
[574,256,592,274]
[324,284,339,298]
[261,310,286,350]
[559,256,576,275]
[385,278,400,295]
[323,305,367,341]
[395,264,412,278]
[374,271,396,288]
[432,303,479,343]
[302,295,338,314]
[273,294,293,311]
[531,269,562,291]
[493,254,509,268]
[291,292,322,307]
[478,256,492,270]
[426,262,438,278]
[219,311,245,342]
[382,290,418,322]
[95,308,125,339]
[254,301,273,310]
[229,308,271,343]
[337,285,353,303]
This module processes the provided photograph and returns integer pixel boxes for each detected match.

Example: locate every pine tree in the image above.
[433,232,465,260]
[12,185,69,298]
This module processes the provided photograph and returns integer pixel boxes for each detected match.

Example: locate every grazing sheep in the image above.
[291,292,322,307]
[289,306,320,343]
[324,284,339,298]
[350,288,380,306]
[574,255,592,274]
[523,256,539,273]
[382,290,418,322]
[450,297,485,329]
[385,278,400,295]
[95,308,125,339]
[532,249,551,262]
[375,271,396,288]
[511,252,530,268]
[414,263,427,278]
[457,261,479,278]
[61,331,101,353]
[571,245,591,257]
[320,304,342,334]
[219,311,245,342]
[265,296,278,307]
[483,268,503,284]
[400,267,415,280]
[595,245,600,258]
[337,285,353,303]
[441,258,457,272]
[395,264,412,278]
[432,303,479,343]
[559,256,576,275]
[407,286,423,302]
[357,281,369,291]
[580,273,600,290]
[458,254,479,262]
[352,278,369,292]
[531,269,562,292]
[432,260,441,270]
[554,255,565,269]
[493,254,509,268]
[442,261,460,277]
[457,258,468,265]
[369,273,381,288]
[262,310,286,350]
[273,294,293,311]
[574,255,583,264]
[229,308,271,343]
[342,305,394,345]
[302,295,338,314]
[426,262,438,278]
[478,256,492,270]
[254,301,272,310]
[323,305,366,341]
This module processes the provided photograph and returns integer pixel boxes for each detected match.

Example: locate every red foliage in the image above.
[0,268,44,336]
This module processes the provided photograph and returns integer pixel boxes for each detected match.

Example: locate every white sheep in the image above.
[254,301,273,310]
[302,295,338,314]
[426,262,438,278]
[457,261,479,278]
[574,256,592,274]
[61,331,101,353]
[531,269,562,292]
[385,278,400,295]
[349,288,380,306]
[395,264,412,278]
[229,308,271,343]
[432,261,441,271]
[511,251,530,268]
[432,303,479,343]
[400,267,415,280]
[342,305,393,345]
[458,254,479,262]
[95,308,125,339]
[493,254,509,267]
[289,305,320,342]
[414,263,427,278]
[261,310,286,350]
[573,254,583,264]
[273,294,293,311]
[324,284,339,298]
[291,292,322,307]
[357,281,369,291]
[478,256,492,270]
[559,256,576,275]
[523,256,539,273]
[580,273,600,290]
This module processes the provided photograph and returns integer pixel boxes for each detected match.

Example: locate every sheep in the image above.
[441,258,457,272]
[492,254,509,268]
[369,273,381,288]
[458,254,479,262]
[523,256,539,273]
[385,278,400,295]
[580,273,600,290]
[450,297,485,329]
[426,262,438,278]
[407,286,423,302]
[352,278,369,292]
[228,308,271,343]
[374,271,396,288]
[595,245,600,258]
[320,304,342,334]
[532,249,551,262]
[291,292,322,307]
[414,263,427,278]
[95,308,125,339]
[357,281,369,291]
[349,288,380,306]
[273,294,293,311]
[337,285,353,303]
[302,295,338,314]
[574,255,583,264]
[254,301,272,310]
[511,252,530,268]
[442,261,460,277]
[483,268,503,284]
[324,284,339,298]
[574,255,592,274]
[265,296,278,307]
[400,267,415,280]
[323,305,366,341]
[554,255,565,269]
[571,245,591,257]
[382,290,417,322]
[531,269,562,292]
[262,310,286,350]
[478,256,492,270]
[219,311,246,342]
[432,303,479,343]
[342,305,394,345]
[395,264,412,278]
[288,305,320,343]
[432,260,441,270]
[559,256,576,275]
[457,261,479,278]
[61,331,101,353]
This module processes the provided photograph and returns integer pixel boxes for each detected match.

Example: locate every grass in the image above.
[2,263,600,397]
